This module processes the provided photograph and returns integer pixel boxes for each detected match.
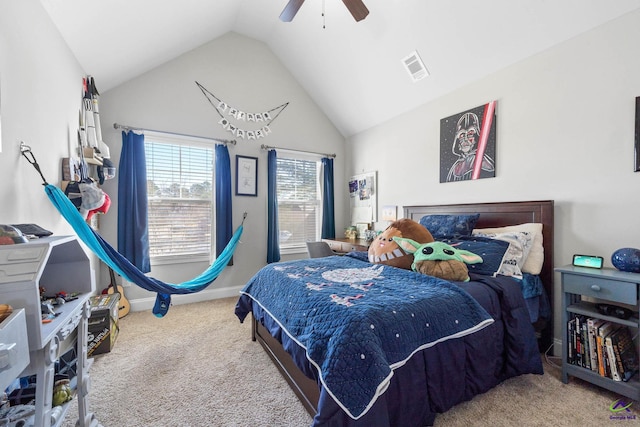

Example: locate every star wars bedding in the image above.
[235,254,543,426]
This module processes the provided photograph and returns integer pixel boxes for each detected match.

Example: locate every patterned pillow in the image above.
[473,223,543,275]
[472,231,534,279]
[419,214,480,238]
[439,235,509,277]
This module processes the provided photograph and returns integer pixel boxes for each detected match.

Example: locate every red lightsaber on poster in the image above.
[471,100,496,180]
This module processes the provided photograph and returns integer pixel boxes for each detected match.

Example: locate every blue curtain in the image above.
[321,157,335,239]
[117,131,150,273]
[266,150,281,263]
[215,144,232,258]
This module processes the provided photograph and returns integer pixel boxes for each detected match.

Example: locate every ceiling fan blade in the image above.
[342,0,369,22]
[280,0,305,22]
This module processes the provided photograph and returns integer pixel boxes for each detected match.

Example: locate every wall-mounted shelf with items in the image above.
[0,236,100,427]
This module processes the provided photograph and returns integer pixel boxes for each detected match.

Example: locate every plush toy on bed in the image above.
[392,238,483,282]
[368,219,434,270]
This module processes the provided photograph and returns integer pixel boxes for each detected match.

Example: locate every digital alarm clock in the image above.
[572,254,604,269]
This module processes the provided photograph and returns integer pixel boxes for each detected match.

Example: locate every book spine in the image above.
[587,318,600,372]
[615,327,639,381]
[567,318,576,364]
[606,333,621,381]
[582,318,590,370]
[596,322,610,377]
[611,330,627,381]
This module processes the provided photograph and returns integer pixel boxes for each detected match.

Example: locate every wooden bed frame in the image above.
[251,199,554,417]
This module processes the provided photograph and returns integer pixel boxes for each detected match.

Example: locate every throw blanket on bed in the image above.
[235,255,494,420]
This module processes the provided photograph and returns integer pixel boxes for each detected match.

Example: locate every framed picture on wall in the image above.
[236,155,258,196]
[635,96,640,172]
[439,100,497,183]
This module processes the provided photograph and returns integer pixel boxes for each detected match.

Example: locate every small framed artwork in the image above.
[382,205,397,221]
[635,97,640,172]
[236,155,258,196]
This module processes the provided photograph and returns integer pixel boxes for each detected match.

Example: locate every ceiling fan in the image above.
[280,0,369,22]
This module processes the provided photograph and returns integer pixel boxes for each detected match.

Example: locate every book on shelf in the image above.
[587,318,604,372]
[581,317,591,370]
[567,317,576,364]
[610,326,639,382]
[605,329,622,381]
[596,321,619,377]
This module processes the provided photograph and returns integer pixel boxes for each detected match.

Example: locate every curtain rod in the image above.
[113,122,237,145]
[260,144,336,159]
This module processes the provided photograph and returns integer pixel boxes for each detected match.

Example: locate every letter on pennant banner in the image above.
[247,113,255,122]
[219,118,230,130]
[255,113,264,122]
[228,124,238,135]
[263,111,272,121]
[262,126,272,135]
[247,131,256,140]
[237,111,246,121]
[236,129,245,139]
[255,129,264,139]
[218,101,228,113]
[228,108,239,119]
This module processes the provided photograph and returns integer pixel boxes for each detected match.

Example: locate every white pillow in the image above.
[472,231,534,279]
[473,223,543,275]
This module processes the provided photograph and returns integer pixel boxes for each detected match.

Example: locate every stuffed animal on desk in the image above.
[392,238,483,282]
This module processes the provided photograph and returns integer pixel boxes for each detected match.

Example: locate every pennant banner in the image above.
[196,81,288,140]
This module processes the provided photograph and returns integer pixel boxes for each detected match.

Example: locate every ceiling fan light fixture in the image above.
[402,50,429,82]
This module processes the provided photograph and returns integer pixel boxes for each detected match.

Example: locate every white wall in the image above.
[346,10,640,347]
[0,1,100,269]
[98,32,346,309]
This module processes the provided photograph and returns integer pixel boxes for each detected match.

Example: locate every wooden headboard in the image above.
[404,200,554,351]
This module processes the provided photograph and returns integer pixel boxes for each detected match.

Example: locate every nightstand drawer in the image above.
[563,274,637,305]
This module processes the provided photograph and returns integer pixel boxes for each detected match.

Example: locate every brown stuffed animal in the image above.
[368,219,434,270]
[413,260,470,282]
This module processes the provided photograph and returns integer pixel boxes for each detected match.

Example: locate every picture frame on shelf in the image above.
[236,155,258,196]
[356,223,370,239]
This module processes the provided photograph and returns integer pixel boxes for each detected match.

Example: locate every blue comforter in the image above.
[235,255,494,419]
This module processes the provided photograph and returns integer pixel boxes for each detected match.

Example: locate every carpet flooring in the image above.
[61,297,639,426]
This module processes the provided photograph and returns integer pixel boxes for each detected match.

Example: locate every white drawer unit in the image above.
[0,236,100,427]
[0,308,29,392]
[0,235,95,350]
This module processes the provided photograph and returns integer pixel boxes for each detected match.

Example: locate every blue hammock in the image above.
[44,184,243,317]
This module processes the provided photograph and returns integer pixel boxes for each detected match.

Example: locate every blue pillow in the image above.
[419,214,480,238]
[439,235,509,276]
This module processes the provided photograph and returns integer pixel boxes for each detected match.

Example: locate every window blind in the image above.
[276,157,320,249]
[145,140,214,259]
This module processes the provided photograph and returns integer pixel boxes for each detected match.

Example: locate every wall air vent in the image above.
[402,50,429,82]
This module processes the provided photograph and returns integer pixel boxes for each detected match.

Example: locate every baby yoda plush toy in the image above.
[392,238,483,282]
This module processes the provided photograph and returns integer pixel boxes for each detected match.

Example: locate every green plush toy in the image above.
[392,238,483,282]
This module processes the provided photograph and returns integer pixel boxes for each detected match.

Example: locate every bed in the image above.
[235,200,554,426]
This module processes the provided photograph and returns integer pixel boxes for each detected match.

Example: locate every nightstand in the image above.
[556,265,640,401]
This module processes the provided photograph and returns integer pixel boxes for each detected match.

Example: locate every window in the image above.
[144,133,214,263]
[276,154,322,252]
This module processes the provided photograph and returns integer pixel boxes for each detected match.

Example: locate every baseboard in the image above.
[127,285,243,313]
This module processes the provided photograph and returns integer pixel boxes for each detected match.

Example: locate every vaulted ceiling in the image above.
[40,0,640,137]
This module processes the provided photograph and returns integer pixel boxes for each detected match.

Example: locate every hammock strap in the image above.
[20,142,49,185]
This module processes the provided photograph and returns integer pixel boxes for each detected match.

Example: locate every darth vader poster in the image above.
[440,101,497,183]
